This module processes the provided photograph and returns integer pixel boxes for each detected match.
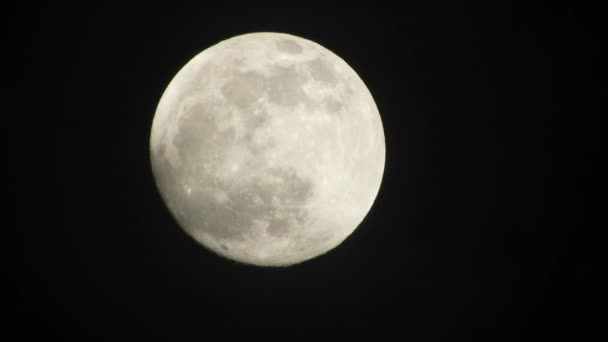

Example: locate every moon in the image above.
[150,32,385,266]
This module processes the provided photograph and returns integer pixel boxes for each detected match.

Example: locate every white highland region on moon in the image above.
[150,32,385,266]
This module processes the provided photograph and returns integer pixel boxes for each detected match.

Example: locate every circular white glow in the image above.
[150,32,385,266]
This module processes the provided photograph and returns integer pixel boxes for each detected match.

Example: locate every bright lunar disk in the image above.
[150,32,385,266]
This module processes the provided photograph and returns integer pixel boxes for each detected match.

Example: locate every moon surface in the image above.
[150,32,385,266]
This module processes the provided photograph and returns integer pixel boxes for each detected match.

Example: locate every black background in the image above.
[14,3,599,340]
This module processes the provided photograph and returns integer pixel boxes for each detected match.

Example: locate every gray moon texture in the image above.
[150,32,385,266]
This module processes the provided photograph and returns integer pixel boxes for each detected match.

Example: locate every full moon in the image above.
[150,32,385,266]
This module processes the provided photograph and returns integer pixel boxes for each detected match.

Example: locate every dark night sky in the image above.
[13,3,600,340]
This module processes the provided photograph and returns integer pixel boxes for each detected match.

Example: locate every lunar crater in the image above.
[220,71,266,109]
[308,58,338,84]
[276,39,303,54]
